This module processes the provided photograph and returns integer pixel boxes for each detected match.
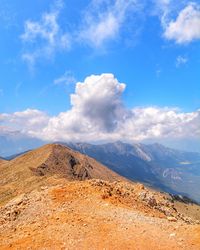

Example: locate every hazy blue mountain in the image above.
[0,131,45,157]
[61,141,200,203]
[5,150,31,160]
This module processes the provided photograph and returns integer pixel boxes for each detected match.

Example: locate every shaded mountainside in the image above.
[62,141,200,203]
[0,144,124,205]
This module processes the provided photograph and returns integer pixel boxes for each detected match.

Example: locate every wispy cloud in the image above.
[156,68,162,77]
[153,0,171,27]
[79,0,142,48]
[15,82,22,97]
[21,0,71,68]
[0,2,17,29]
[176,55,188,67]
[54,71,76,86]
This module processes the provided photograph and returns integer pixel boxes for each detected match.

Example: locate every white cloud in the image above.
[119,107,200,141]
[21,53,37,71]
[1,74,199,144]
[1,109,49,137]
[154,0,171,27]
[54,71,76,86]
[21,1,71,67]
[176,55,188,67]
[164,3,200,44]
[44,74,126,141]
[79,0,140,48]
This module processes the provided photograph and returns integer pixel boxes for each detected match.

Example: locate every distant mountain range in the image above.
[58,141,200,203]
[0,131,44,157]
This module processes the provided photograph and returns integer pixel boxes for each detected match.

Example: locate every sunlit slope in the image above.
[0,144,124,205]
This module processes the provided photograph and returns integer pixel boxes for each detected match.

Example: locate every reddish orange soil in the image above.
[0,180,200,250]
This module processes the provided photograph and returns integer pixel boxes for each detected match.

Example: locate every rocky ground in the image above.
[0,179,200,250]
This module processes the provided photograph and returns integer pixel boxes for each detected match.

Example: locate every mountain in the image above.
[4,150,31,160]
[0,143,200,249]
[66,141,159,184]
[61,141,200,203]
[0,157,7,165]
[0,130,45,157]
[0,143,124,206]
[2,141,200,202]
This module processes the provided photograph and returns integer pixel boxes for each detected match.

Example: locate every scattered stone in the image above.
[167,217,177,222]
[138,184,145,190]
[146,195,157,207]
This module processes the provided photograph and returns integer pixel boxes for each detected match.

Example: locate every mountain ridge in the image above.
[58,141,200,203]
[0,143,124,206]
[2,141,200,203]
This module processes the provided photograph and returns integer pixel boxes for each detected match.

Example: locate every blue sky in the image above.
[0,0,200,153]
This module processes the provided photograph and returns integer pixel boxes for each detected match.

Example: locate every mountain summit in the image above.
[0,144,123,205]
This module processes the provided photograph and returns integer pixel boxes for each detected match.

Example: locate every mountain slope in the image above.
[66,141,157,182]
[0,179,200,250]
[0,158,7,166]
[64,141,200,203]
[0,144,124,205]
[3,141,200,202]
[4,150,30,160]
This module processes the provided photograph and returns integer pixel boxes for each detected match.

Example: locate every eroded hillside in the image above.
[0,144,123,205]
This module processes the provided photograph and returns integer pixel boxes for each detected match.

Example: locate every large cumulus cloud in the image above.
[42,74,127,141]
[0,74,199,144]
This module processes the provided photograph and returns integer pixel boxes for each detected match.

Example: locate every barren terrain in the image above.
[0,144,200,250]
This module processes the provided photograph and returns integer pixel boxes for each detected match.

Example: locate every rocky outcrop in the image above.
[0,194,29,225]
[28,144,123,181]
[90,179,200,225]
